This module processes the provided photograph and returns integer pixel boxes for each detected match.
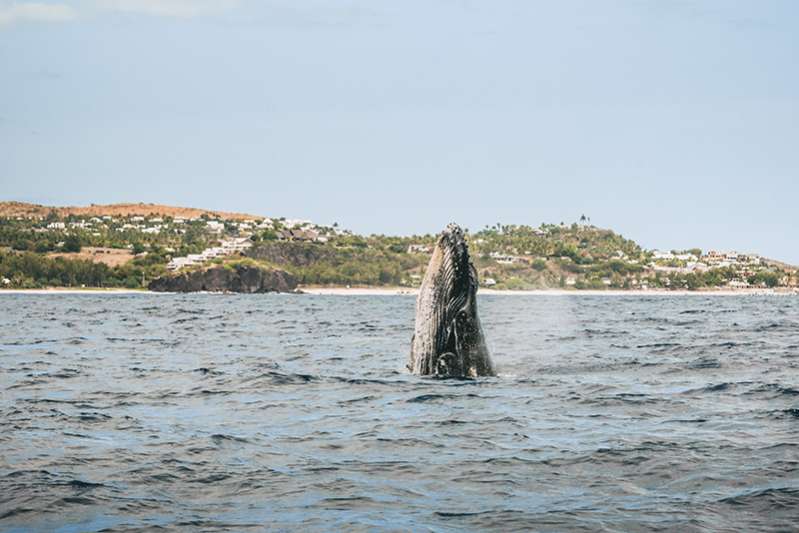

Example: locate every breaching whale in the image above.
[409,223,494,378]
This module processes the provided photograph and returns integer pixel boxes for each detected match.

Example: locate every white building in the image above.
[407,244,431,254]
[284,218,311,228]
[206,220,225,233]
[167,257,194,271]
[687,262,709,272]
[165,237,252,271]
[652,250,675,260]
[490,252,522,264]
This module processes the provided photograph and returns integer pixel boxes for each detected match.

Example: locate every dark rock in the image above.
[148,265,297,293]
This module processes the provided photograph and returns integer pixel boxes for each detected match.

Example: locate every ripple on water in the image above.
[0,293,797,531]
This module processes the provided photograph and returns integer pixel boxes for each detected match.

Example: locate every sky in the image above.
[1,1,797,262]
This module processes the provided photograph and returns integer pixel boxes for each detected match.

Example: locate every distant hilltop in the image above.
[0,201,263,222]
[0,200,796,291]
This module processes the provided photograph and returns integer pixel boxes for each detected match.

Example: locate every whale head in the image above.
[409,223,494,377]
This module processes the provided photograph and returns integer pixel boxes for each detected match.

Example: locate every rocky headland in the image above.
[148,264,297,293]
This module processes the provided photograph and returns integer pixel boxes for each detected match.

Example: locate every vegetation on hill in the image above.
[0,201,260,221]
[0,204,795,291]
[0,251,158,289]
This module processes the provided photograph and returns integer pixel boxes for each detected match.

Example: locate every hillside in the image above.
[0,202,796,291]
[0,201,261,222]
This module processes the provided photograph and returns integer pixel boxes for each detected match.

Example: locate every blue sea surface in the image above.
[1,293,797,531]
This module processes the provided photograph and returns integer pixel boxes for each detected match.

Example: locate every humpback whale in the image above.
[409,223,494,378]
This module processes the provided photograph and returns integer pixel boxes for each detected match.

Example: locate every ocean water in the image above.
[1,293,797,532]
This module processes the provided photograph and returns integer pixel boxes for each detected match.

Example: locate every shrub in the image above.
[532,259,547,271]
[63,235,82,253]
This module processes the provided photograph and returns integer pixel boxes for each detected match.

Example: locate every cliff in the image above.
[148,264,297,293]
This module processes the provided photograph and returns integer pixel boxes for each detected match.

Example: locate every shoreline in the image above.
[0,286,795,296]
[299,286,795,296]
[0,288,151,295]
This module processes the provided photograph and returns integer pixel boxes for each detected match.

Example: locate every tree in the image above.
[749,271,780,288]
[34,241,51,253]
[63,235,82,253]
[12,238,32,251]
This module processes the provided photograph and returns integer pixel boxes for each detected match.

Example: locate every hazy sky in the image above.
[2,1,797,262]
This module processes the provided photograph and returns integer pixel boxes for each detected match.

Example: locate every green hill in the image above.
[0,205,795,290]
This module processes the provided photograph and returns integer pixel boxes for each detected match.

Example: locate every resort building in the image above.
[407,244,431,254]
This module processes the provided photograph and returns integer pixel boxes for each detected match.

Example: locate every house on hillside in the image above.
[489,252,524,264]
[407,244,431,254]
[167,257,193,271]
[289,229,319,242]
[206,220,224,233]
[704,250,725,264]
[652,250,675,260]
[737,254,762,265]
[222,237,252,252]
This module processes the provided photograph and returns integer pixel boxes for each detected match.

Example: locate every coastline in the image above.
[0,288,151,295]
[1,286,795,296]
[299,286,796,296]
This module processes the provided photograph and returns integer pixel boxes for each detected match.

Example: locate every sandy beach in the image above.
[0,288,151,295]
[1,287,794,296]
[298,286,794,296]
